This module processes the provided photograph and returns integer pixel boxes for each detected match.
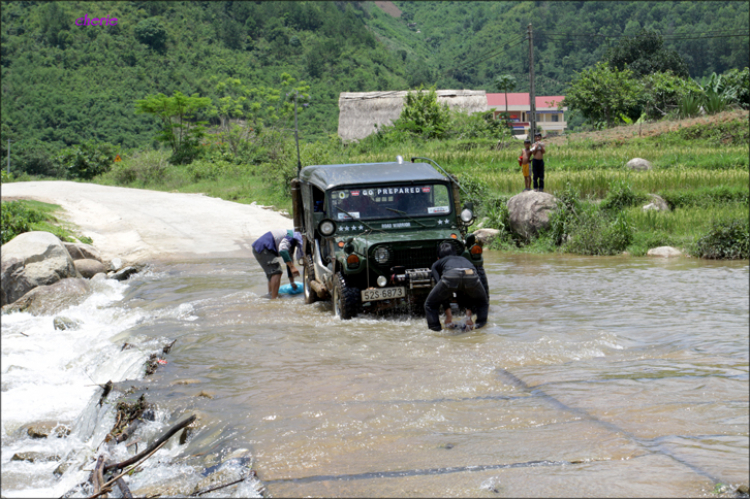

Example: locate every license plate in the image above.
[362,287,405,302]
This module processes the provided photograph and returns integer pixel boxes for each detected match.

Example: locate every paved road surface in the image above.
[2,181,292,263]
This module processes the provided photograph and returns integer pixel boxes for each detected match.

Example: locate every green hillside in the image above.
[389,1,749,94]
[1,1,748,176]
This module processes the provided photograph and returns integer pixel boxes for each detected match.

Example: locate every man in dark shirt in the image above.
[424,242,489,331]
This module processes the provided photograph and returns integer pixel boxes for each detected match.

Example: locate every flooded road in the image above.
[2,252,748,497]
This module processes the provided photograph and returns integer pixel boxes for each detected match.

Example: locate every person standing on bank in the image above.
[425,242,489,331]
[252,229,303,299]
[520,139,532,191]
[530,132,546,192]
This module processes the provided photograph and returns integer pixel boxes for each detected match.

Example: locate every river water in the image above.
[1,252,748,497]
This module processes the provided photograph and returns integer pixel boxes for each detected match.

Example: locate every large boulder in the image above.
[63,242,102,262]
[626,158,653,171]
[647,246,682,258]
[642,193,669,212]
[1,232,80,306]
[2,278,92,316]
[74,259,107,278]
[507,191,558,240]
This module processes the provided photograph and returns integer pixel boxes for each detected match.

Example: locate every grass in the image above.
[1,200,94,245]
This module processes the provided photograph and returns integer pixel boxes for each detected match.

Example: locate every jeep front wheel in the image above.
[303,255,318,304]
[332,272,360,320]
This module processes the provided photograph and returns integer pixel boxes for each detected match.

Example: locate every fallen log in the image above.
[103,415,196,472]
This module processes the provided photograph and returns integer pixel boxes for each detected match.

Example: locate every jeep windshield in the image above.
[330,184,451,221]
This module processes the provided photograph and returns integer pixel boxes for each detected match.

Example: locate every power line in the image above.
[442,33,528,77]
[538,29,749,40]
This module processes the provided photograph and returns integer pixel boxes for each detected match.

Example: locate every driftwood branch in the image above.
[88,440,169,499]
[103,415,196,472]
[116,477,133,499]
[90,455,105,495]
[191,470,256,497]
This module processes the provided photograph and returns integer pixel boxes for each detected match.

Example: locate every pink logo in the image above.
[75,14,118,26]
[421,187,431,193]
[351,190,360,196]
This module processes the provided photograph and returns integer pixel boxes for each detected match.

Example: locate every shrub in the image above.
[564,203,632,255]
[105,149,170,185]
[56,141,118,180]
[678,93,702,118]
[1,201,43,244]
[185,159,234,181]
[693,219,749,259]
[601,180,645,211]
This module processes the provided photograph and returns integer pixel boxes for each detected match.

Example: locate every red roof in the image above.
[486,93,565,108]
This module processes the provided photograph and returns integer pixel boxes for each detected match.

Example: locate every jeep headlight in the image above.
[460,208,474,223]
[319,220,336,236]
[374,246,391,264]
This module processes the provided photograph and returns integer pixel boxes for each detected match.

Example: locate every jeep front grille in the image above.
[390,246,438,269]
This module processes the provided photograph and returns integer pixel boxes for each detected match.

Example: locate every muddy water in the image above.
[1,253,748,497]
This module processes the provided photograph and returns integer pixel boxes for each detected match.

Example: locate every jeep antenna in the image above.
[294,92,302,178]
[410,156,470,197]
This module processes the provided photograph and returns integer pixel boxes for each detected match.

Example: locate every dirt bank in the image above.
[1,181,292,264]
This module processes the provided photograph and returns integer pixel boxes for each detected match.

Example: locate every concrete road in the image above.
[2,181,292,264]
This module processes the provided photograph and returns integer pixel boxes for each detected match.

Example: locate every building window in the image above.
[551,114,559,122]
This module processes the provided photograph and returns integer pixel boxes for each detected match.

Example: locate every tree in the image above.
[563,63,641,126]
[135,91,212,165]
[639,71,701,120]
[606,29,689,78]
[393,85,451,139]
[134,18,168,51]
[494,74,517,126]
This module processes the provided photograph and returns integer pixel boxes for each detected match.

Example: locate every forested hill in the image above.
[388,1,749,94]
[1,1,748,170]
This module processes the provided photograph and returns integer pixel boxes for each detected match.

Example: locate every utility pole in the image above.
[528,23,536,141]
[293,92,302,178]
[6,139,10,175]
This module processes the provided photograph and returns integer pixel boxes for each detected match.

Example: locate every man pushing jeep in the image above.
[424,242,489,331]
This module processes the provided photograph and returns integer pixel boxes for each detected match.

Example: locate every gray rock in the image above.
[642,194,669,211]
[626,158,653,171]
[110,266,139,281]
[11,451,61,463]
[53,316,81,331]
[74,259,107,278]
[63,242,102,262]
[473,228,501,247]
[2,278,91,316]
[647,246,683,258]
[109,257,123,272]
[1,231,80,306]
[507,191,558,241]
[20,421,71,439]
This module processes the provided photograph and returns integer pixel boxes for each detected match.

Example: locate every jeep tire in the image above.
[332,272,360,320]
[303,255,318,304]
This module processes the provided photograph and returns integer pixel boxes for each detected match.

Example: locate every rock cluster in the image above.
[1,231,140,314]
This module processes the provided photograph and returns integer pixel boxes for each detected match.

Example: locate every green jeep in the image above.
[291,156,484,319]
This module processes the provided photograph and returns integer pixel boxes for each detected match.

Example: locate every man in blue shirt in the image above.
[425,242,489,331]
[252,229,303,299]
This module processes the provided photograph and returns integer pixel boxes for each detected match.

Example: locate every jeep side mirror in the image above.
[460,202,474,223]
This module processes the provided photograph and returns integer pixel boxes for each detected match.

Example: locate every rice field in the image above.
[470,169,749,198]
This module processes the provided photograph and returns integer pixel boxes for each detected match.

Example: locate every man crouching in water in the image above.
[424,242,489,331]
